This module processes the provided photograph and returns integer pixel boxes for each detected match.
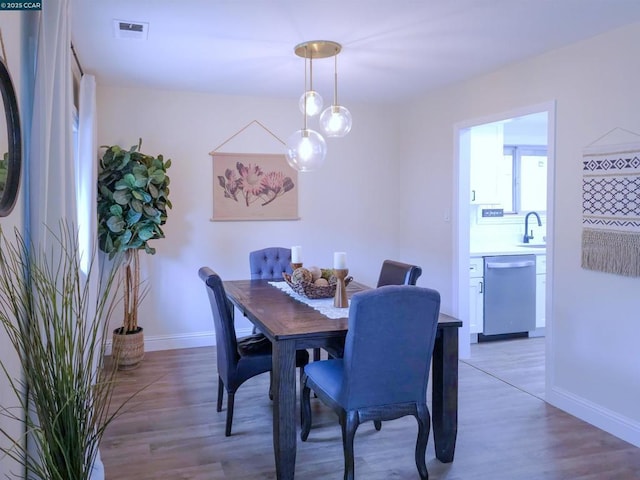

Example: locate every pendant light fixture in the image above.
[319,46,352,138]
[298,49,323,117]
[286,40,351,172]
[285,127,327,172]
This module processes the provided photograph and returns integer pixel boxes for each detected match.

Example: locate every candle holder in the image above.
[291,262,303,271]
[333,268,349,308]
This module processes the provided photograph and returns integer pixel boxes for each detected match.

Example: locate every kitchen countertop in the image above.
[471,245,546,256]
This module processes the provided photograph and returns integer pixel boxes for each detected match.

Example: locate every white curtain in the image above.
[27,0,76,241]
[77,74,104,480]
[77,74,97,272]
[27,2,104,479]
[26,0,75,474]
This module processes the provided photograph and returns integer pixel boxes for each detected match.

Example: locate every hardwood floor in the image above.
[101,342,640,479]
[464,336,546,400]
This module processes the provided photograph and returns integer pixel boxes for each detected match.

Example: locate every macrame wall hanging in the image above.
[582,127,640,277]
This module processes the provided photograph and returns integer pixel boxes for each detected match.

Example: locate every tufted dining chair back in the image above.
[249,247,292,280]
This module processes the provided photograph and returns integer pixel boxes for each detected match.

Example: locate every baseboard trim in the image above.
[547,385,640,448]
[105,327,253,355]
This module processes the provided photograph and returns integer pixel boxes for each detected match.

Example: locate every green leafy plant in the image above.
[0,222,128,480]
[97,141,171,258]
[97,140,172,333]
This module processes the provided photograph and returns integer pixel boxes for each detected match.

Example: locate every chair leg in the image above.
[217,376,224,412]
[341,411,358,480]
[300,374,312,441]
[299,366,305,424]
[313,348,321,361]
[269,371,273,401]
[225,391,235,437]
[415,404,431,480]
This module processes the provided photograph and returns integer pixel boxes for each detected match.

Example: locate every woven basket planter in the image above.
[112,327,144,370]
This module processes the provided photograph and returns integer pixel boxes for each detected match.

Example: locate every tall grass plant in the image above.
[0,223,131,479]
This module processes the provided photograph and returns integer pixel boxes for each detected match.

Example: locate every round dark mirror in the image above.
[0,56,21,217]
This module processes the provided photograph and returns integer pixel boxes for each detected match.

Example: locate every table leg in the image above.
[272,339,297,479]
[431,327,459,463]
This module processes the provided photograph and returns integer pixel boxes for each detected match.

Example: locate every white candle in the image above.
[291,246,302,263]
[333,252,347,269]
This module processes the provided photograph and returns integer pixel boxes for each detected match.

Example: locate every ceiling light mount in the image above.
[286,40,352,172]
[294,40,342,59]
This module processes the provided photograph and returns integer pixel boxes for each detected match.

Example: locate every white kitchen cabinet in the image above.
[469,257,484,334]
[535,255,546,328]
[470,123,504,204]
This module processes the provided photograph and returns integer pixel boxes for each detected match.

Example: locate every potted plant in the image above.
[97,140,172,369]
[0,222,127,480]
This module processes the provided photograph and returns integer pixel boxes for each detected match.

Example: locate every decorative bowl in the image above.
[283,270,353,299]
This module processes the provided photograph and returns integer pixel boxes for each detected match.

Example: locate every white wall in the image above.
[96,87,404,347]
[397,22,640,446]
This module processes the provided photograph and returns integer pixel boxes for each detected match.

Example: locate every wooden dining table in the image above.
[224,278,462,480]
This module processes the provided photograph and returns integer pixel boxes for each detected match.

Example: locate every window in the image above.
[500,146,547,214]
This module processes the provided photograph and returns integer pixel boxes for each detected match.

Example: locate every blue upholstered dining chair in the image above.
[300,285,441,480]
[322,259,423,360]
[198,267,309,436]
[249,247,292,280]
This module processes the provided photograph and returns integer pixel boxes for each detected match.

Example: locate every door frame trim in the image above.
[453,101,556,369]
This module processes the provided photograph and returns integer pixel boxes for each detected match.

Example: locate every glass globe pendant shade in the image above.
[319,105,352,137]
[285,129,327,172]
[299,90,323,117]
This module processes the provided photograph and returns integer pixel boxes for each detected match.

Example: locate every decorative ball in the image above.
[308,266,322,281]
[321,268,334,280]
[314,278,329,286]
[291,267,312,285]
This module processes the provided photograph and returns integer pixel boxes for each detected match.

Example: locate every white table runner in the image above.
[268,281,349,319]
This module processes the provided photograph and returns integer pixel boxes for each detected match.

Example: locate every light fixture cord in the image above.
[303,49,308,96]
[303,47,308,130]
[309,49,314,93]
[333,48,338,107]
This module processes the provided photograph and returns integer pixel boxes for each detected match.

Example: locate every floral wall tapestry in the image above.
[210,152,299,221]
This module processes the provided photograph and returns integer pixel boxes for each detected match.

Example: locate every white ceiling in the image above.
[70,0,640,104]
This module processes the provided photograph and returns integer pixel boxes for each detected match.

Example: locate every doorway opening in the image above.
[455,102,555,398]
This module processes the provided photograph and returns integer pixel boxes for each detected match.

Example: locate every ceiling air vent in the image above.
[113,20,149,40]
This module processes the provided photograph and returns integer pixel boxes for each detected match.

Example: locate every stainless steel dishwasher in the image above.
[482,254,536,337]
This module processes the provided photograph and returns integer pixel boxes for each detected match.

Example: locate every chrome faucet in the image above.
[523,211,542,243]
